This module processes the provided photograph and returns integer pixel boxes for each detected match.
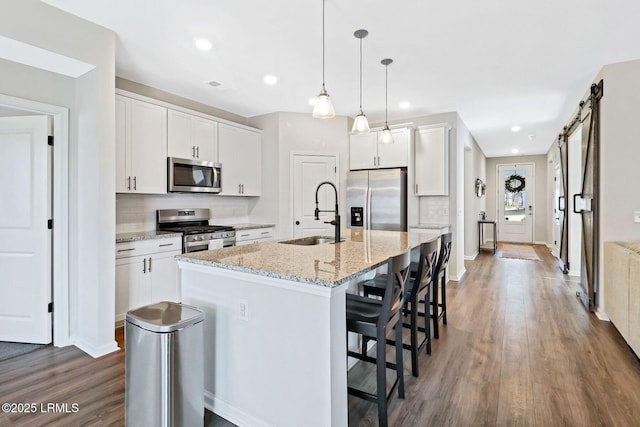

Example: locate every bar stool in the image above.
[432,232,452,339]
[346,250,410,427]
[361,240,439,377]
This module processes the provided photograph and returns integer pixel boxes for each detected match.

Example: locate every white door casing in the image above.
[292,154,338,238]
[497,163,535,244]
[0,115,52,344]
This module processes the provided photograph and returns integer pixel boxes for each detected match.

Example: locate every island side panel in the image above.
[179,262,348,427]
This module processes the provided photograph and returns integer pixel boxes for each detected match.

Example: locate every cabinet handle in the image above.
[415,184,418,194]
[261,231,270,235]
[158,243,174,247]
[240,233,250,237]
[192,146,196,157]
[127,176,131,190]
[196,146,200,158]
[133,176,137,191]
[148,257,152,272]
[373,156,377,166]
[238,184,241,194]
[377,156,380,166]
[117,248,135,252]
[143,258,146,274]
[241,184,244,194]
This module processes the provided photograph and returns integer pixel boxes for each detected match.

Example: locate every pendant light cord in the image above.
[385,63,388,125]
[359,37,363,111]
[322,0,326,91]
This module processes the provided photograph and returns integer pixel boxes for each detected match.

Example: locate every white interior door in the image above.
[497,163,534,243]
[0,115,52,344]
[292,154,337,238]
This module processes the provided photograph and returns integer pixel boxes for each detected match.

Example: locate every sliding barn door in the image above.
[558,136,569,273]
[573,82,602,310]
[560,81,602,311]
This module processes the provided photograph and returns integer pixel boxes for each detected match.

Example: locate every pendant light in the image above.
[312,0,335,119]
[380,58,394,143]
[351,29,370,133]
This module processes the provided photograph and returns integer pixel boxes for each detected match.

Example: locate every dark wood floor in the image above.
[348,244,640,426]
[1,244,639,426]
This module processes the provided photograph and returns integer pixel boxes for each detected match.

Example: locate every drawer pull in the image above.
[240,233,250,237]
[158,243,174,247]
[117,248,135,252]
[261,231,270,235]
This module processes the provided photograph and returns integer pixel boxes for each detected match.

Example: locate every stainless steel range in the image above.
[156,208,235,253]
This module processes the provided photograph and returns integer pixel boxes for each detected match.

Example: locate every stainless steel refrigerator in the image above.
[346,168,407,231]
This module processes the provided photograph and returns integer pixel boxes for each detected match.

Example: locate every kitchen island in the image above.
[176,229,440,427]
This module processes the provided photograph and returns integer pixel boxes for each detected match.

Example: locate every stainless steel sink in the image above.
[279,236,335,246]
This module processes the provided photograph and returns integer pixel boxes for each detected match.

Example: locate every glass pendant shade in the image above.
[312,89,335,119]
[351,111,370,133]
[380,125,394,144]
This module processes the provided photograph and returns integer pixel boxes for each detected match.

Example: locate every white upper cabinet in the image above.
[349,127,409,170]
[414,123,450,196]
[167,109,218,162]
[218,123,262,196]
[349,132,378,170]
[116,95,167,194]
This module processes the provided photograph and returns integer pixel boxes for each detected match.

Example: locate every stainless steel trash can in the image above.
[125,301,204,427]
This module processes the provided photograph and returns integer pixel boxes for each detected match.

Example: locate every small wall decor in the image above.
[505,174,526,193]
[475,178,485,198]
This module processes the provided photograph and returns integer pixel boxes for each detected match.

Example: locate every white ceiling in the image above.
[42,0,640,157]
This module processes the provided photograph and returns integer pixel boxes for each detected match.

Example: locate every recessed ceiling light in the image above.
[308,97,318,106]
[528,133,536,141]
[399,101,411,109]
[194,38,212,51]
[511,125,521,132]
[263,74,278,86]
[512,148,519,154]
[206,80,221,87]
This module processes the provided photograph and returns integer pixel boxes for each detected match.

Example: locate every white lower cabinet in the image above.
[115,237,182,322]
[235,227,274,246]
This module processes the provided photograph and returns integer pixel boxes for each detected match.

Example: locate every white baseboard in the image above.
[534,240,548,245]
[595,307,610,321]
[465,251,478,261]
[450,267,466,282]
[72,336,119,358]
[205,391,271,427]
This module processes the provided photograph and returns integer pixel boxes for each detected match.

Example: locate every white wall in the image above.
[248,112,349,239]
[597,59,640,317]
[0,0,116,356]
[486,155,548,244]
[463,125,487,259]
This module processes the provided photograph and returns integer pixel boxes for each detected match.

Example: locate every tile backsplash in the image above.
[418,196,450,224]
[116,193,250,233]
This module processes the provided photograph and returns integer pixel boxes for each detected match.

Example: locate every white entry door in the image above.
[498,163,534,243]
[292,154,338,238]
[0,116,52,344]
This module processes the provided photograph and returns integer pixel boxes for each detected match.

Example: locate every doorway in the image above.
[497,163,535,243]
[0,94,70,347]
[291,153,338,238]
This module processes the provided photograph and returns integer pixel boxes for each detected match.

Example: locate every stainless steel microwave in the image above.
[168,157,221,193]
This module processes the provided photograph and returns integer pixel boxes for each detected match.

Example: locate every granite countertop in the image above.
[410,223,451,230]
[116,230,183,243]
[229,223,276,230]
[176,229,440,288]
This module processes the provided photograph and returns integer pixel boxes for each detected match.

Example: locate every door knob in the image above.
[295,221,300,225]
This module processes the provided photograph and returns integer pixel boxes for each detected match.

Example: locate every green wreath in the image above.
[505,174,526,193]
